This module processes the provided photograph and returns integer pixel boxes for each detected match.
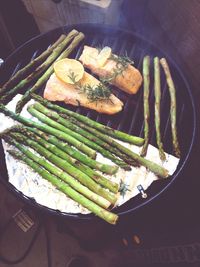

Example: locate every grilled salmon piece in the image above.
[79,46,143,94]
[43,72,123,115]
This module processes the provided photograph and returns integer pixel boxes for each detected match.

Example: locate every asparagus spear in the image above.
[15,32,85,113]
[35,127,129,170]
[9,131,118,205]
[11,126,119,193]
[141,55,150,157]
[0,104,96,158]
[0,30,79,103]
[28,104,169,178]
[2,136,110,209]
[30,94,144,146]
[59,112,138,167]
[0,34,66,97]
[0,104,169,178]
[32,102,134,166]
[154,57,166,161]
[33,135,119,193]
[8,149,118,224]
[160,58,180,158]
[19,126,120,175]
[28,105,129,168]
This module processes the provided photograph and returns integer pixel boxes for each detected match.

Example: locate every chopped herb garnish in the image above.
[101,53,134,84]
[110,53,134,67]
[67,70,79,84]
[67,71,112,104]
[80,83,112,104]
[119,180,130,198]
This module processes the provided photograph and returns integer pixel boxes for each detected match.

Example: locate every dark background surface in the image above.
[118,0,200,227]
[0,0,200,266]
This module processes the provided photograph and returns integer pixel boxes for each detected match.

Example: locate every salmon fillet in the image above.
[79,46,143,94]
[44,72,123,115]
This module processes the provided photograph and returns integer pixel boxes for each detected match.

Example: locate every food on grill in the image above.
[141,56,180,160]
[5,135,111,208]
[0,94,179,224]
[0,30,81,105]
[14,31,85,114]
[0,34,66,98]
[1,105,96,158]
[0,24,181,225]
[79,45,143,94]
[43,71,123,115]
[54,58,84,84]
[10,125,119,191]
[28,104,127,167]
[29,103,132,168]
[25,127,119,179]
[160,58,180,158]
[154,57,166,161]
[141,56,150,157]
[32,93,144,146]
[8,149,118,225]
[0,100,169,178]
[4,131,118,205]
[28,100,168,177]
[96,46,112,67]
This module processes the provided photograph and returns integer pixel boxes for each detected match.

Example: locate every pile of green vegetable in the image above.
[141,56,180,159]
[0,94,170,224]
[0,29,180,225]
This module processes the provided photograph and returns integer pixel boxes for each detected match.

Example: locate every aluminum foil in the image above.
[0,95,179,214]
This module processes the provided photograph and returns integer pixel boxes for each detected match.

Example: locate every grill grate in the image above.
[0,24,196,219]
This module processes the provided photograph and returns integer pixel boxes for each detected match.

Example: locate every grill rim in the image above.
[0,23,197,221]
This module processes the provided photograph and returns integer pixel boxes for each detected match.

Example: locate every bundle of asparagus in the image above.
[28,96,169,178]
[0,92,173,223]
[0,29,85,111]
[0,31,180,224]
[0,28,122,224]
[18,126,119,176]
[0,101,169,178]
[0,125,120,224]
[15,31,85,113]
[0,34,66,97]
[141,56,180,160]
[30,94,144,146]
[8,147,118,224]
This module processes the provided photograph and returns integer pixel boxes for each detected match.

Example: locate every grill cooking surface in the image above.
[0,24,196,219]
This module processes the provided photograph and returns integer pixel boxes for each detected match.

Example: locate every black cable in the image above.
[0,216,42,265]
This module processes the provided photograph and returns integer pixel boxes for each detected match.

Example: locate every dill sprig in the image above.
[67,71,112,104]
[101,53,134,84]
[119,180,130,198]
[110,53,134,67]
[80,83,112,104]
[67,69,79,84]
